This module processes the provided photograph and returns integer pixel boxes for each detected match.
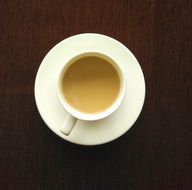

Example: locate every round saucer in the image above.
[34,33,145,145]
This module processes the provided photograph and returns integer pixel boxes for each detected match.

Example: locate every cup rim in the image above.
[57,50,126,121]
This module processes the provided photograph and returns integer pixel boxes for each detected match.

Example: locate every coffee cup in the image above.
[57,51,126,135]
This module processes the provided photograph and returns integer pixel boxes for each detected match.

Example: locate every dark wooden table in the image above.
[1,0,192,189]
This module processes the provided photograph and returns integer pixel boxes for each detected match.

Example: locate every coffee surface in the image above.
[62,55,120,113]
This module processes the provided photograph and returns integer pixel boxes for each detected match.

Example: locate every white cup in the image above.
[57,51,126,135]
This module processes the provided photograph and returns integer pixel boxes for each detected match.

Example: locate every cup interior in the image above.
[57,51,126,121]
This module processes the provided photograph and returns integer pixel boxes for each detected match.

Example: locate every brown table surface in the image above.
[1,0,192,189]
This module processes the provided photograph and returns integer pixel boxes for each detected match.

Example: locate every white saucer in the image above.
[34,33,145,145]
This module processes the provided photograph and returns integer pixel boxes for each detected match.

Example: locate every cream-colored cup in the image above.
[57,51,126,135]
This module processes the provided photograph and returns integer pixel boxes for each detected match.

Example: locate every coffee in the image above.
[61,55,120,113]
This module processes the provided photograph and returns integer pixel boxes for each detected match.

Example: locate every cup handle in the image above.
[60,114,77,136]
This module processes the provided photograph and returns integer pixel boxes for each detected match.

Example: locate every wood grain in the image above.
[0,0,192,189]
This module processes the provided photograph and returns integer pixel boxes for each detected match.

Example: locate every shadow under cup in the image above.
[57,52,126,121]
